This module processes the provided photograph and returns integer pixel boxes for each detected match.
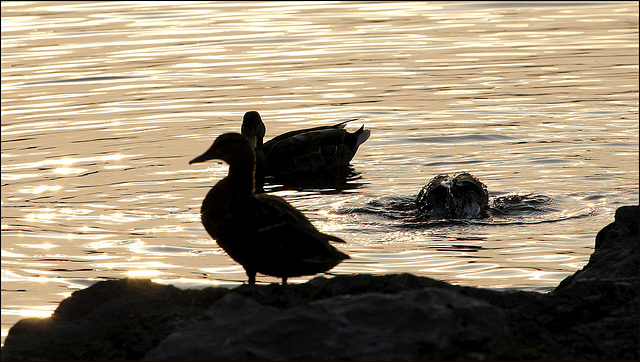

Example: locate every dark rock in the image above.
[548,205,639,360]
[1,205,638,361]
[557,205,638,288]
[144,287,507,360]
[232,272,454,308]
[1,279,228,361]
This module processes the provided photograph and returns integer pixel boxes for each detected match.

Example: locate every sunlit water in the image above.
[1,1,638,345]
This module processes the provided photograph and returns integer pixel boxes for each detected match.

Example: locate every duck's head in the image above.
[189,133,255,166]
[240,111,266,148]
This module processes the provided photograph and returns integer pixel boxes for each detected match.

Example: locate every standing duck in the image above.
[240,111,370,183]
[189,132,350,285]
[415,172,489,219]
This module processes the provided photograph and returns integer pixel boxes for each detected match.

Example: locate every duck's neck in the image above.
[227,161,256,195]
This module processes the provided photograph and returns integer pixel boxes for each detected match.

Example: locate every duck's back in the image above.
[415,172,489,219]
[263,126,369,176]
[265,121,348,145]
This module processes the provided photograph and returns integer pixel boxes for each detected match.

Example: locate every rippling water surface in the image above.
[2,1,638,344]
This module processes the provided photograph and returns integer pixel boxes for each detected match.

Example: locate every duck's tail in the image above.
[332,118,359,128]
[348,125,371,148]
[322,232,347,244]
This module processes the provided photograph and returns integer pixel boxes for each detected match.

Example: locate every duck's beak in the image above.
[189,148,216,164]
[189,154,207,165]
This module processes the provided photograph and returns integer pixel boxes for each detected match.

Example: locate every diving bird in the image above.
[240,111,370,182]
[415,172,489,219]
[189,132,350,285]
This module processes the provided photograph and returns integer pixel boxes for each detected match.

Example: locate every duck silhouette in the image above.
[189,132,350,285]
[416,172,489,219]
[240,111,370,190]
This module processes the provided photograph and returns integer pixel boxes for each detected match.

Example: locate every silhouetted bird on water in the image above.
[416,172,489,219]
[189,133,350,285]
[240,111,370,191]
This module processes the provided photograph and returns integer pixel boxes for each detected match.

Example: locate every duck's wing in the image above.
[451,172,489,218]
[261,127,342,176]
[451,173,488,201]
[263,126,370,177]
[265,118,358,145]
[226,194,345,243]
[265,128,345,156]
[415,174,453,217]
[261,119,369,178]
[222,194,348,271]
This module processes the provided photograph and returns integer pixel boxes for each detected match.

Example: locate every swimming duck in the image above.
[189,132,350,285]
[415,172,489,219]
[240,111,371,184]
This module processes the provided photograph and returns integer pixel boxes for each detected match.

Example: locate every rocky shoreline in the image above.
[2,205,638,360]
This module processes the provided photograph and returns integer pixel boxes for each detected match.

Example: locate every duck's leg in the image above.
[246,269,256,285]
[281,277,288,285]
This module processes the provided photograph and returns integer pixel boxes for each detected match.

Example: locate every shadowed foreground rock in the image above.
[2,205,638,360]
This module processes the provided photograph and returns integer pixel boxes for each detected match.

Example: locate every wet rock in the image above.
[1,205,637,361]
